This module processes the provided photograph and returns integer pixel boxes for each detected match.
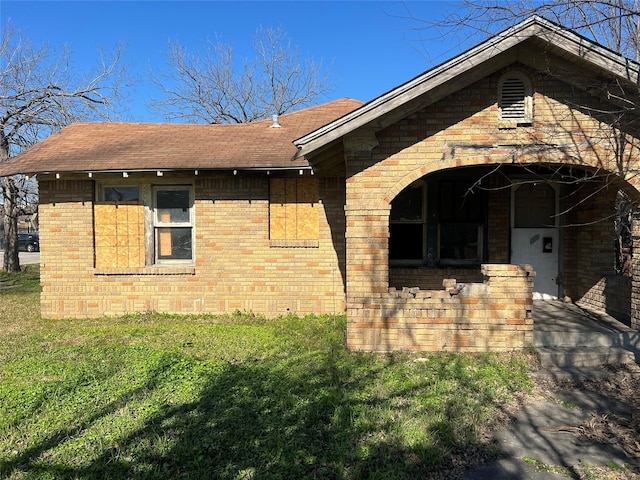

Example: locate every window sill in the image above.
[269,239,319,248]
[94,266,195,276]
[437,261,482,268]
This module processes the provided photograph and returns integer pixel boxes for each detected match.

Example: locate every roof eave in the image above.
[294,15,640,158]
[32,165,315,177]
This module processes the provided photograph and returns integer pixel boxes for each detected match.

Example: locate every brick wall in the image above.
[577,274,631,323]
[348,264,534,352]
[39,180,96,317]
[38,175,346,319]
[389,267,484,290]
[563,182,630,319]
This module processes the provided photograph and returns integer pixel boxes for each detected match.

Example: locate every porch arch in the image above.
[347,161,640,351]
[380,162,640,326]
[385,164,509,292]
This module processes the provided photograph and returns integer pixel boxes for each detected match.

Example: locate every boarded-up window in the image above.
[94,201,145,268]
[270,178,319,242]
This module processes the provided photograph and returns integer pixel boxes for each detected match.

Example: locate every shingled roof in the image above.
[0,98,363,177]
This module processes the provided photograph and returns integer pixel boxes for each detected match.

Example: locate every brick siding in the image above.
[38,175,346,319]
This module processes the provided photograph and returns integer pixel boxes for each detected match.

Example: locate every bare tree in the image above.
[150,26,332,124]
[409,0,640,59]
[0,22,128,272]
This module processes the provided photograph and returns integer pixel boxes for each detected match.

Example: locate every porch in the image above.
[533,300,640,372]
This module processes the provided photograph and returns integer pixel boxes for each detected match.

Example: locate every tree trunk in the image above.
[2,176,21,272]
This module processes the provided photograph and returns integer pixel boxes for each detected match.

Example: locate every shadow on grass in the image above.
[1,347,507,480]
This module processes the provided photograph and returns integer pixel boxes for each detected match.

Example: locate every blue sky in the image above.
[1,1,471,122]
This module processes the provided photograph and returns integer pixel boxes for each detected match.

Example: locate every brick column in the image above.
[480,264,535,346]
[343,130,391,334]
[630,207,640,329]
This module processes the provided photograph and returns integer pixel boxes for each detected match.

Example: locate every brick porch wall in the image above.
[38,175,347,319]
[348,264,534,352]
[577,274,631,323]
[562,183,634,322]
[564,183,620,304]
[389,267,484,291]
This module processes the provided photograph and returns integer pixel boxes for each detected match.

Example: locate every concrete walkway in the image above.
[465,388,639,479]
[463,301,640,479]
[0,250,40,265]
[533,300,640,377]
[19,251,40,265]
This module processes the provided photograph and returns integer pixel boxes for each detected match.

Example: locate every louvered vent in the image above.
[500,77,526,120]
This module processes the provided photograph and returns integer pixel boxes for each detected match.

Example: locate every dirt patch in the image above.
[442,365,640,480]
[533,365,640,478]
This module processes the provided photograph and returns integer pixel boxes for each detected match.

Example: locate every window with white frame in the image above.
[154,186,194,262]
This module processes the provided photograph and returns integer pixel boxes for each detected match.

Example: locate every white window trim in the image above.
[153,185,195,265]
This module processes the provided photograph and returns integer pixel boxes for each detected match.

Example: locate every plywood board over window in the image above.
[94,201,145,268]
[270,178,319,246]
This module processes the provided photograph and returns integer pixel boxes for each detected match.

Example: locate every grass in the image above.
[0,265,534,479]
[523,457,638,480]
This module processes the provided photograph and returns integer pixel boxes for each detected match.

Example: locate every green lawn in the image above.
[0,266,533,479]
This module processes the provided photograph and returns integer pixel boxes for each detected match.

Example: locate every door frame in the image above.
[510,181,562,299]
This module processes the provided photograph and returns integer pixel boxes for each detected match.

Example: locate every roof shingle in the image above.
[0,98,363,176]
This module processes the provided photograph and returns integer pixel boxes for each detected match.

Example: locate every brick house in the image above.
[3,16,640,352]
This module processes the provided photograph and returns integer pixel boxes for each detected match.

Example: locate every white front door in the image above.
[511,183,559,299]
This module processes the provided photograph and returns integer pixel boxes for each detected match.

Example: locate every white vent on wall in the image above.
[500,78,526,119]
[498,71,532,124]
